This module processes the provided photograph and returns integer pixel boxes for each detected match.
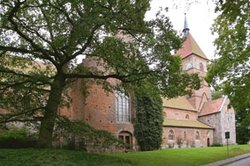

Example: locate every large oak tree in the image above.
[0,0,199,148]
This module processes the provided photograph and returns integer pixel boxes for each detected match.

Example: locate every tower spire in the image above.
[183,13,189,37]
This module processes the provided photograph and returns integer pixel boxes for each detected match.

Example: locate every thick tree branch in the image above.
[0,45,43,57]
[61,24,101,66]
[64,70,156,83]
[48,1,74,26]
[0,106,45,123]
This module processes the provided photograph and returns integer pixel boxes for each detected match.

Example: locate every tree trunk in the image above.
[38,74,65,148]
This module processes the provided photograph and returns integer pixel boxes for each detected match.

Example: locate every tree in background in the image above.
[134,81,163,151]
[206,0,250,143]
[0,0,200,148]
[211,90,223,100]
[235,108,250,144]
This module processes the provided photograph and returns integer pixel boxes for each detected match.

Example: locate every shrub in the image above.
[176,137,183,148]
[211,143,223,147]
[0,128,37,148]
[54,118,124,152]
[134,82,163,151]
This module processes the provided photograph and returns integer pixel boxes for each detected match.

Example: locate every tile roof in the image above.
[176,33,208,60]
[163,118,213,129]
[162,96,196,111]
[199,97,225,116]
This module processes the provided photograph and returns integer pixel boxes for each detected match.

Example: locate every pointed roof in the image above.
[162,96,196,112]
[183,13,189,37]
[176,33,208,60]
[176,14,208,60]
[199,96,227,116]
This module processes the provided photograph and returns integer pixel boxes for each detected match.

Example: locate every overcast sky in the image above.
[146,0,217,60]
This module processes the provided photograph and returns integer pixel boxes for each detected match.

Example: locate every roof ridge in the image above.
[218,96,228,112]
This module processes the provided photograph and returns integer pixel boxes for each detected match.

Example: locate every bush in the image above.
[55,118,124,152]
[211,143,223,147]
[0,128,37,148]
[134,82,163,151]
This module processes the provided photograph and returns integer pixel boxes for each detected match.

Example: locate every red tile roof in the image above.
[162,96,196,111]
[199,97,225,116]
[163,118,213,129]
[176,33,208,60]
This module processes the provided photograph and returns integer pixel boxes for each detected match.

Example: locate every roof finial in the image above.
[183,13,189,37]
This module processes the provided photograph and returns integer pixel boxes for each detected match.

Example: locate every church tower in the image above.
[177,14,211,111]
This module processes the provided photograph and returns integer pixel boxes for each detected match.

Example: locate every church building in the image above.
[161,15,236,148]
[49,16,237,149]
[0,13,237,151]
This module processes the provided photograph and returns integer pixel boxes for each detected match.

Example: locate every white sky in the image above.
[146,0,217,60]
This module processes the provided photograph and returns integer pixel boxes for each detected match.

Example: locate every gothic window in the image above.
[195,131,200,140]
[115,91,130,122]
[185,114,190,119]
[168,129,175,140]
[199,62,204,71]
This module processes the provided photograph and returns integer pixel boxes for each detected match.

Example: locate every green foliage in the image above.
[0,149,133,166]
[176,137,183,148]
[211,143,223,147]
[0,128,28,141]
[236,125,250,144]
[236,108,250,144]
[211,91,224,100]
[0,128,37,148]
[207,0,250,144]
[134,82,163,151]
[0,0,200,147]
[55,118,123,151]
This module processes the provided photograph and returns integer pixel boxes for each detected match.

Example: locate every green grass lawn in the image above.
[0,149,133,166]
[112,144,250,166]
[0,145,250,166]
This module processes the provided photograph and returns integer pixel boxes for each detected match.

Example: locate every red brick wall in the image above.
[60,57,136,145]
[162,127,213,148]
[163,107,198,120]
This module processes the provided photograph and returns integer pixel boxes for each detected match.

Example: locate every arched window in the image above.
[195,131,200,140]
[168,129,175,140]
[199,62,204,71]
[185,114,190,119]
[115,91,130,122]
[119,131,132,145]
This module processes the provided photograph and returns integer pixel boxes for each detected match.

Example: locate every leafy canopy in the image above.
[207,0,250,143]
[0,0,200,147]
[207,0,250,109]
